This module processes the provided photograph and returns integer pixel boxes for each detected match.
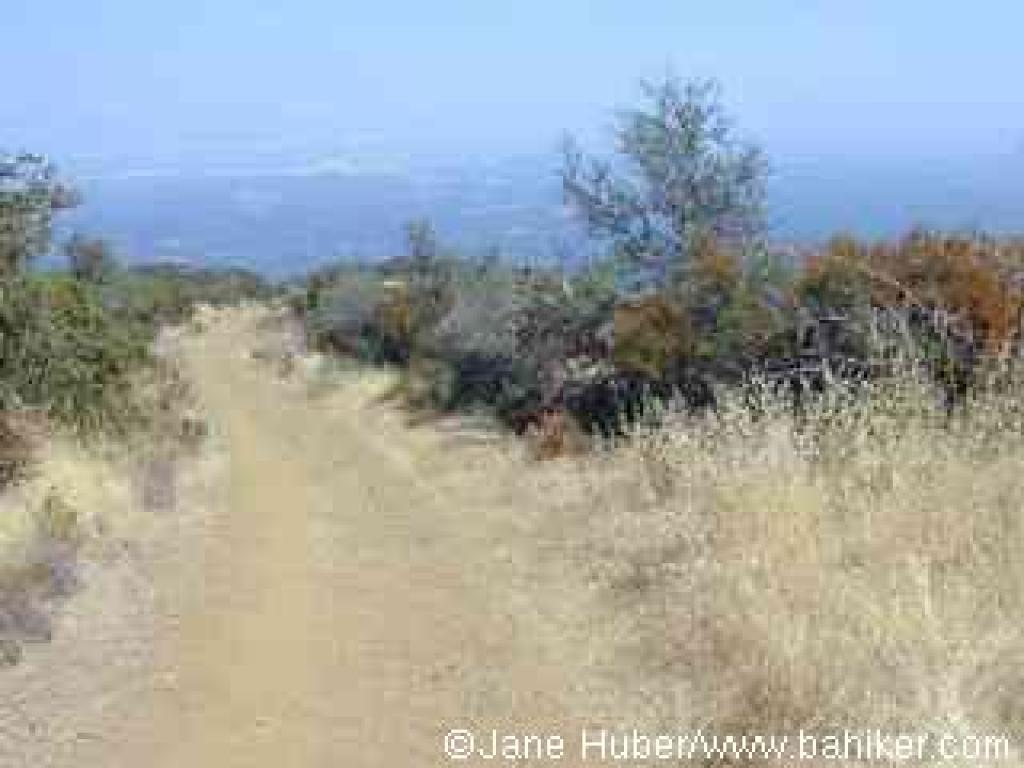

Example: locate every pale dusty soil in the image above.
[0,307,620,767]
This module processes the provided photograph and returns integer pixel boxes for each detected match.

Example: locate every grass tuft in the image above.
[541,376,1024,760]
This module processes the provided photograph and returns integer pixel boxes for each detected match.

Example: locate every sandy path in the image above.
[112,308,591,767]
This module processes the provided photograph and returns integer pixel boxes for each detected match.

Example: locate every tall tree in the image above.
[0,153,78,277]
[405,218,439,274]
[562,78,766,293]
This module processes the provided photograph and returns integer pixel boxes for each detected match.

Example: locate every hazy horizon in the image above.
[7,2,1024,273]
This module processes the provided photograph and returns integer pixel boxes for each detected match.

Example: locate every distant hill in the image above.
[58,158,585,277]
[56,153,1024,276]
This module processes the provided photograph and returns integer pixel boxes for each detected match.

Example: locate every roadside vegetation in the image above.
[0,152,273,664]
[533,381,1024,757]
[295,79,1024,451]
[293,79,1024,760]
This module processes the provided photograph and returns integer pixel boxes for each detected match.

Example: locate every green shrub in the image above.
[299,220,1024,433]
[0,274,150,431]
[99,264,276,335]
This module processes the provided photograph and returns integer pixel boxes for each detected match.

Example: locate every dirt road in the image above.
[2,308,601,766]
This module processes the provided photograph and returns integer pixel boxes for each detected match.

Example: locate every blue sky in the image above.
[3,1,1023,173]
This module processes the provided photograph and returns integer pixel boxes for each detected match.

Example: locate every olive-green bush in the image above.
[0,275,149,431]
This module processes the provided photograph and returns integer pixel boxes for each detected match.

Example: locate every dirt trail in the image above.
[95,307,595,767]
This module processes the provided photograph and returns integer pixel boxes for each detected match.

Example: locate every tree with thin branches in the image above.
[562,78,766,293]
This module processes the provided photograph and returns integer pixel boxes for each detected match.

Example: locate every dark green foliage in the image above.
[426,269,571,414]
[0,275,149,431]
[0,152,272,453]
[0,152,156,435]
[298,238,618,426]
[0,260,267,436]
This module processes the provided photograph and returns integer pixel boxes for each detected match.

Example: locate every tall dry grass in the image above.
[530,373,1024,763]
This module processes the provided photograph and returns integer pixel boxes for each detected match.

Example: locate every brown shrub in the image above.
[372,282,415,355]
[796,235,874,311]
[526,408,588,461]
[612,295,693,378]
[872,233,1024,355]
[689,231,742,299]
[798,232,1024,357]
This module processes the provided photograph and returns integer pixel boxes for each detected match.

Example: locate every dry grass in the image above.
[509,376,1024,763]
[0,454,90,666]
[0,344,206,667]
[0,413,36,491]
[271,308,1024,762]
